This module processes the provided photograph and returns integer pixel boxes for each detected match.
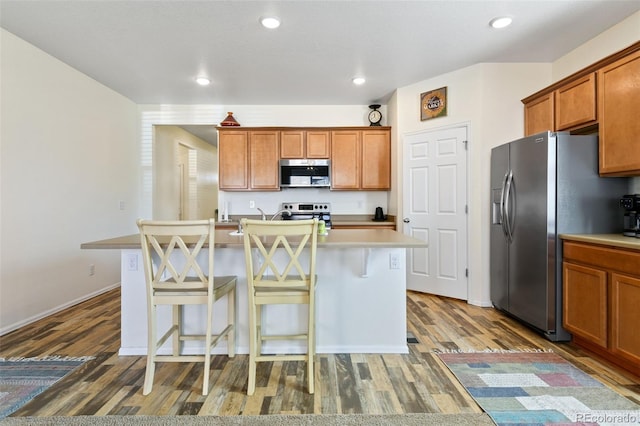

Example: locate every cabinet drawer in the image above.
[563,241,640,276]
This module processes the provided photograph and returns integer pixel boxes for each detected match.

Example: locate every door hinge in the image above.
[463,140,468,150]
[465,205,468,214]
[465,268,468,277]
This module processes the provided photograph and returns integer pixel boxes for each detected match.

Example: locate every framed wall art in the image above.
[420,87,447,121]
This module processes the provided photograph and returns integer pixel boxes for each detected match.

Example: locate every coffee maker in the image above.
[620,194,640,237]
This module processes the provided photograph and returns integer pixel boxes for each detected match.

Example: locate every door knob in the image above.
[403,218,410,223]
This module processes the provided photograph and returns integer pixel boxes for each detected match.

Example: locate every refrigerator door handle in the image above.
[504,170,514,242]
[499,171,509,238]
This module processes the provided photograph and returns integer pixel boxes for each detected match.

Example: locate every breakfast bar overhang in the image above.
[82,229,427,356]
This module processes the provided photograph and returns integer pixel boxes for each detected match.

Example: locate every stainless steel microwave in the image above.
[280,159,331,188]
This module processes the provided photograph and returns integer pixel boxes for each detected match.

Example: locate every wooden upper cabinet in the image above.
[280,130,330,159]
[280,131,305,158]
[361,129,391,189]
[555,73,597,131]
[331,130,361,189]
[330,128,390,190]
[249,131,280,190]
[218,130,249,190]
[306,131,330,158]
[524,92,554,136]
[598,49,640,176]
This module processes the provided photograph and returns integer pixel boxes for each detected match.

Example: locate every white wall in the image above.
[552,11,640,81]
[391,62,551,306]
[0,29,140,334]
[139,105,390,220]
[153,126,217,220]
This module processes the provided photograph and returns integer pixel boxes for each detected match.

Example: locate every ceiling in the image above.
[2,1,639,109]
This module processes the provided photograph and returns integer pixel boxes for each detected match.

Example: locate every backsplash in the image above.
[632,176,640,193]
[219,189,388,218]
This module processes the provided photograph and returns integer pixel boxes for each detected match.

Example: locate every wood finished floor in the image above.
[2,287,639,417]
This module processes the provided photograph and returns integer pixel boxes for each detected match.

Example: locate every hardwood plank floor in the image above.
[1,287,639,417]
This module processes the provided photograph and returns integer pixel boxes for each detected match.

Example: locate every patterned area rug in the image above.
[437,351,640,425]
[0,356,93,418]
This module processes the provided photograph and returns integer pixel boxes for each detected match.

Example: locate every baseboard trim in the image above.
[118,343,409,356]
[0,283,121,336]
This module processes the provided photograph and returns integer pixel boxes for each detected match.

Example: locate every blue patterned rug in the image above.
[0,356,93,418]
[437,351,640,425]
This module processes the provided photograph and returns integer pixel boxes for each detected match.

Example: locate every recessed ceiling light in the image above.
[261,17,281,29]
[489,16,513,29]
[195,77,210,86]
[352,77,366,85]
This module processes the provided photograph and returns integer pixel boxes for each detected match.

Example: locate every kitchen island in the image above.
[82,229,426,356]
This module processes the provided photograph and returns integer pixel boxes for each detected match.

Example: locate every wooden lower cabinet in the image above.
[562,240,640,376]
[563,262,607,348]
[611,273,640,365]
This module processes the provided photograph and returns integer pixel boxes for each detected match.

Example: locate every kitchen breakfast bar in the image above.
[81,228,426,356]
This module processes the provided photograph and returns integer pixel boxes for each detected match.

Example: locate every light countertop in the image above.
[559,233,640,251]
[81,228,425,250]
[215,214,396,228]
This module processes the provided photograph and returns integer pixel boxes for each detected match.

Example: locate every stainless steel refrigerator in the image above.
[490,131,628,341]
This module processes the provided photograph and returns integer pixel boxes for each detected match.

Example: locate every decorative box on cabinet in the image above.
[598,49,640,176]
[562,240,640,376]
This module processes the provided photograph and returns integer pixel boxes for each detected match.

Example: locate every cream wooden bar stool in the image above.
[137,219,237,396]
[241,218,319,395]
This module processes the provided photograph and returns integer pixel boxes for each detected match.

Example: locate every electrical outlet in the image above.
[126,254,138,271]
[389,253,400,269]
[249,200,255,208]
[89,264,95,276]
[119,200,125,210]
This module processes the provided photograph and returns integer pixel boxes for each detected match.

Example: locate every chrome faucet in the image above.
[270,209,292,221]
[257,208,267,221]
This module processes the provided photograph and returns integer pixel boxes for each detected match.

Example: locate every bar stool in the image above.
[137,219,237,395]
[241,218,319,395]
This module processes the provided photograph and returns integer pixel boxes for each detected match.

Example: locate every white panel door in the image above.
[403,125,468,300]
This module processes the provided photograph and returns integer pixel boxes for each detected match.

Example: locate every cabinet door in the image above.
[249,131,280,190]
[563,261,608,348]
[280,130,305,159]
[330,130,360,189]
[524,92,555,136]
[306,131,330,158]
[598,50,640,175]
[361,129,391,189]
[611,273,640,364]
[218,130,249,190]
[555,73,596,131]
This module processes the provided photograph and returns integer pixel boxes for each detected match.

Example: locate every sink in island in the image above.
[82,228,426,356]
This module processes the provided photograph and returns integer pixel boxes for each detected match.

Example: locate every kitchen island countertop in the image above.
[81,228,423,250]
[559,233,640,250]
